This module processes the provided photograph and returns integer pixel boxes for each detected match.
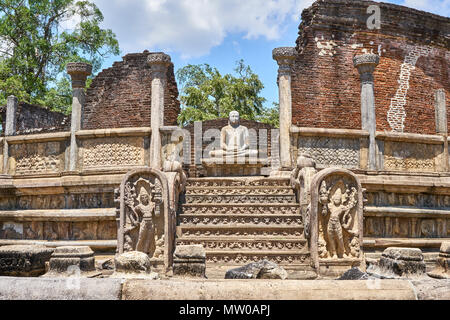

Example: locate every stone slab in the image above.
[382,247,424,261]
[411,279,450,300]
[121,279,417,300]
[174,245,206,260]
[0,277,122,300]
[0,245,54,277]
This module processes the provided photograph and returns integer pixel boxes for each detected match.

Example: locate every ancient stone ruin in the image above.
[0,0,449,292]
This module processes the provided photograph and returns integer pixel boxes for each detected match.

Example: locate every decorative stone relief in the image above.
[383,141,440,172]
[11,142,63,175]
[298,137,360,169]
[387,45,435,132]
[185,195,294,204]
[204,253,310,265]
[310,168,364,272]
[117,169,172,272]
[82,137,144,169]
[181,205,299,215]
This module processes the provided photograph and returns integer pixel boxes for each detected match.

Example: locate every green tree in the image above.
[0,0,119,113]
[177,60,270,126]
[257,102,279,128]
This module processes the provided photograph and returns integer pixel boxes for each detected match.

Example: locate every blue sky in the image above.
[92,0,450,110]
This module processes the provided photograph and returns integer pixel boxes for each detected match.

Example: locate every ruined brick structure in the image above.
[0,102,69,136]
[83,51,180,129]
[0,0,449,279]
[292,0,449,134]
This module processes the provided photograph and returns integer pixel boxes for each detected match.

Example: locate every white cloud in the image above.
[401,0,450,16]
[93,0,314,58]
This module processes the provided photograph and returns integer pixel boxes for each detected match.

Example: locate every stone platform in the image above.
[201,158,269,177]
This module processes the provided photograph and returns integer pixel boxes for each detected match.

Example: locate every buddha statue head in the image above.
[229,111,240,127]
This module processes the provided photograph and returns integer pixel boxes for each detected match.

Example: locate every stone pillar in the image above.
[148,53,171,170]
[353,54,379,171]
[5,95,18,136]
[435,89,447,134]
[3,95,18,173]
[66,62,92,172]
[273,47,296,171]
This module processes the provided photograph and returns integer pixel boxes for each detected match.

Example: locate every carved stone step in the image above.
[184,194,296,204]
[201,251,311,266]
[186,177,291,188]
[181,203,300,215]
[185,186,294,196]
[178,226,303,238]
[178,214,302,227]
[176,238,307,252]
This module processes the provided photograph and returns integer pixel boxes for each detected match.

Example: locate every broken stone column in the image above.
[67,62,92,172]
[368,247,427,279]
[273,47,296,171]
[43,246,99,277]
[0,245,54,277]
[435,89,447,134]
[148,53,172,170]
[173,245,206,278]
[2,95,18,173]
[353,54,379,171]
[428,241,450,279]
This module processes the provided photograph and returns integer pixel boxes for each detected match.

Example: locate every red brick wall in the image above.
[292,0,450,134]
[83,51,180,130]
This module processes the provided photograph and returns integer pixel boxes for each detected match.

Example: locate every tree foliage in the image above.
[177,60,279,127]
[0,0,119,113]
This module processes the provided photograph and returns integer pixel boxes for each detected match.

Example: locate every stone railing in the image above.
[291,126,449,173]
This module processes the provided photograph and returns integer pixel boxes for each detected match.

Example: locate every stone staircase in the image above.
[176,177,312,270]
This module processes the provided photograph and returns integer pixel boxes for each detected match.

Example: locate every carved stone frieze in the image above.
[181,229,303,238]
[185,195,295,204]
[10,142,63,175]
[298,137,360,169]
[185,187,293,196]
[179,215,302,226]
[186,179,290,188]
[82,137,144,169]
[181,205,299,215]
[383,141,440,172]
[205,253,310,265]
[177,239,307,252]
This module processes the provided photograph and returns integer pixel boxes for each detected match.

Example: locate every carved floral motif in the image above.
[83,139,144,168]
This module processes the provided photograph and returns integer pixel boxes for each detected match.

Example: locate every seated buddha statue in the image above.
[209,111,258,159]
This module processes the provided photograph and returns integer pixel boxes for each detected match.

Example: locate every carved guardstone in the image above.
[117,168,173,273]
[309,168,364,277]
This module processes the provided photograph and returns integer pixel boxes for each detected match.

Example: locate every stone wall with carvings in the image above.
[79,136,147,171]
[382,141,443,172]
[8,141,67,176]
[297,136,361,169]
[292,0,449,134]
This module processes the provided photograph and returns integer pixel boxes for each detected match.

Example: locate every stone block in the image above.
[43,246,99,277]
[111,251,158,279]
[428,241,450,279]
[225,260,288,280]
[0,245,54,277]
[337,267,370,280]
[368,247,427,279]
[173,245,206,278]
[0,277,122,300]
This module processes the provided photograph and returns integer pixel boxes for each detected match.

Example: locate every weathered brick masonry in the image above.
[292,0,449,134]
[0,102,69,136]
[83,51,180,130]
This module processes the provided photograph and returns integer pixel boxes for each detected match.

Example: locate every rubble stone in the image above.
[0,245,54,277]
